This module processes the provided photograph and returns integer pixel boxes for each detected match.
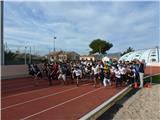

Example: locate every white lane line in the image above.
[79,86,130,120]
[3,73,158,99]
[79,73,160,120]
[2,82,46,90]
[1,84,90,110]
[2,85,37,93]
[2,82,33,88]
[21,87,103,120]
[1,82,91,99]
[1,85,55,99]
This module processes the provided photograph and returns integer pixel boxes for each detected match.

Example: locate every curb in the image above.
[79,73,160,120]
[79,86,132,120]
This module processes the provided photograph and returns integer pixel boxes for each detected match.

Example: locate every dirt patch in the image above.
[112,84,160,120]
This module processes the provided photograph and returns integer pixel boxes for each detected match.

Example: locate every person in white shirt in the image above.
[103,68,111,87]
[114,67,122,87]
[58,63,67,85]
[110,66,116,82]
[73,67,82,87]
[92,64,100,87]
[138,60,146,88]
[119,65,126,84]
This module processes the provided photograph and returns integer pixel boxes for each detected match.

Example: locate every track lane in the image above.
[2,79,61,97]
[1,67,159,120]
[1,84,96,120]
[22,86,124,120]
[1,84,90,109]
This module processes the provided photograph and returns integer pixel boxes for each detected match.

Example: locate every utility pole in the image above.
[156,46,159,62]
[53,35,56,62]
[29,46,31,64]
[25,46,27,64]
[54,36,56,52]
[1,1,4,65]
[48,48,50,64]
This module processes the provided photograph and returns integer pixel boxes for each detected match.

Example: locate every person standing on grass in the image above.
[138,60,146,88]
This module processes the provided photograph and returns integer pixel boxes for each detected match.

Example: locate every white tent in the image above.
[102,56,110,63]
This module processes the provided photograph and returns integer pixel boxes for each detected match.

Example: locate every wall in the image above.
[145,66,160,75]
[1,64,159,80]
[1,65,29,80]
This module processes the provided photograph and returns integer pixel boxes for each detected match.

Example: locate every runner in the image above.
[32,64,42,86]
[114,67,122,88]
[58,62,67,85]
[92,63,99,87]
[73,66,82,87]
[103,67,111,87]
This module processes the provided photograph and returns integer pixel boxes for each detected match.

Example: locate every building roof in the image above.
[49,51,79,56]
[119,47,160,66]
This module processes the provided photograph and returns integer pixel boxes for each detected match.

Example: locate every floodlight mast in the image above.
[54,36,56,52]
[25,46,27,64]
[1,1,4,65]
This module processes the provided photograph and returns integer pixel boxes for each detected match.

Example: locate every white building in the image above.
[119,47,160,66]
[80,54,101,61]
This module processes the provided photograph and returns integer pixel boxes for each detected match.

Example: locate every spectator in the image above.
[138,60,146,88]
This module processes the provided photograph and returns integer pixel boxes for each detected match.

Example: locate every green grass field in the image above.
[145,75,160,84]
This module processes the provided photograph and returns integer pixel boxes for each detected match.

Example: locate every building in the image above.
[80,53,101,61]
[107,52,121,59]
[119,47,160,66]
[49,51,80,62]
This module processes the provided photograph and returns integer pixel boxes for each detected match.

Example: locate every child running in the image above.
[92,64,99,87]
[73,66,82,87]
[103,67,111,87]
[58,63,67,85]
[114,67,122,87]
[32,64,42,86]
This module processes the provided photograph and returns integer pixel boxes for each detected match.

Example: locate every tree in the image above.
[89,39,113,54]
[5,50,16,60]
[121,47,134,56]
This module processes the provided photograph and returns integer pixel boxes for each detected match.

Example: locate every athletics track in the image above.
[1,67,159,120]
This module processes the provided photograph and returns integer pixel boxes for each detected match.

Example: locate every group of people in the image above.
[28,58,146,88]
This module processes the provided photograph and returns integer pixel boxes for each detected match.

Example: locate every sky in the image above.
[4,0,159,55]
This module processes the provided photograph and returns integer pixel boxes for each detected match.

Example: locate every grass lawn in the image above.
[144,75,160,84]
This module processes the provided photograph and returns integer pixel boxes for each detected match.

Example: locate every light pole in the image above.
[29,46,31,64]
[48,48,50,64]
[53,36,56,52]
[53,36,56,61]
[156,46,159,62]
[1,1,4,65]
[25,46,27,64]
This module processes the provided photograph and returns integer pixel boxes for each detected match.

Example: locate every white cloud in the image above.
[4,1,159,55]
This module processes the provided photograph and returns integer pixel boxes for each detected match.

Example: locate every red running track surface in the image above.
[2,66,159,120]
[1,77,124,120]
